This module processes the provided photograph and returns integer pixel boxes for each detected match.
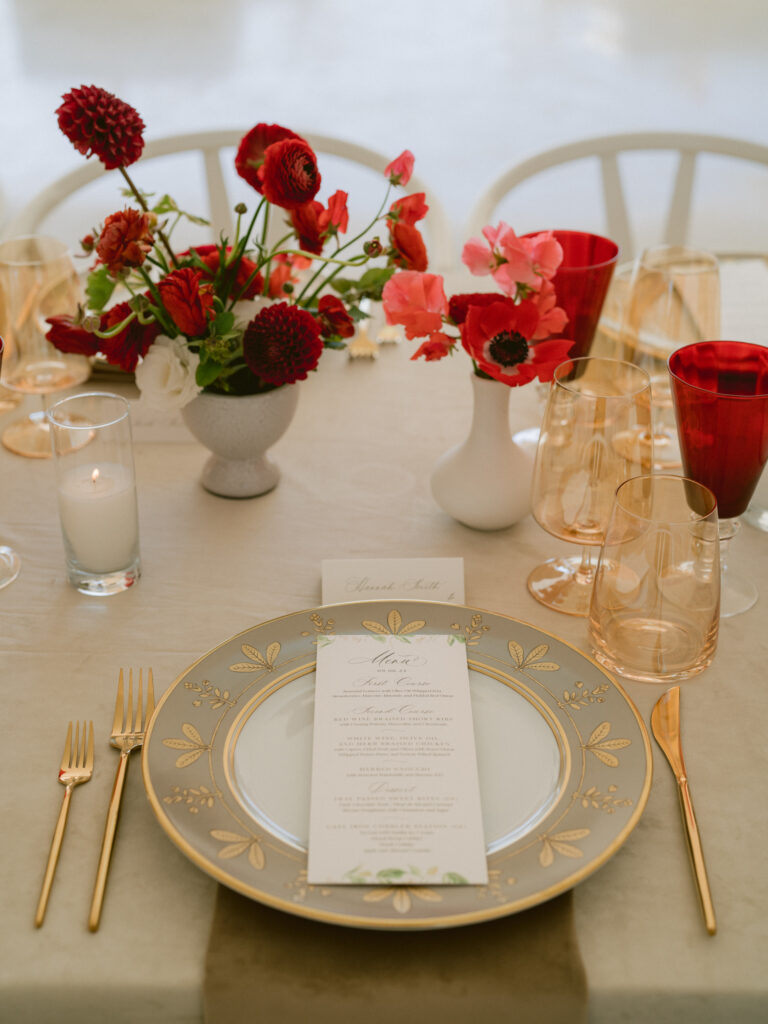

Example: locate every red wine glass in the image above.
[669,340,768,617]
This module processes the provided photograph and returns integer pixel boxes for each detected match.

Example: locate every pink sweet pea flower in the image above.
[385,149,415,186]
[519,231,563,283]
[531,279,568,339]
[412,332,454,361]
[382,271,448,340]
[461,236,495,276]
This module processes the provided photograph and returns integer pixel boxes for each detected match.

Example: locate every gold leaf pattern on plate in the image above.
[538,828,591,867]
[362,886,443,914]
[184,679,237,710]
[361,609,427,637]
[163,784,218,813]
[508,641,560,672]
[450,614,490,646]
[229,641,281,673]
[300,613,336,637]
[210,829,265,869]
[583,722,631,767]
[162,722,210,768]
[573,784,634,814]
[557,681,610,711]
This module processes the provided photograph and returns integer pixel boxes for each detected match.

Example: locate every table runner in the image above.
[203,884,587,1023]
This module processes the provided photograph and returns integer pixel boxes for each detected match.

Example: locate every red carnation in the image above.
[390,222,428,272]
[235,123,301,192]
[99,302,161,372]
[96,208,155,275]
[259,138,322,210]
[242,302,323,386]
[46,315,101,357]
[157,267,214,337]
[56,85,145,169]
[317,295,355,339]
[187,245,263,300]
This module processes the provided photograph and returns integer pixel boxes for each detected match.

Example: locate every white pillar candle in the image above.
[57,463,139,573]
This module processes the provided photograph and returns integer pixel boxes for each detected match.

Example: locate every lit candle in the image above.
[56,462,139,573]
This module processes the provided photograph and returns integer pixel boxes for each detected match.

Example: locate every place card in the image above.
[307,633,488,886]
[321,557,464,605]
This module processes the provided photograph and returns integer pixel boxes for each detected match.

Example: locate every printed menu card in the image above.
[307,633,488,886]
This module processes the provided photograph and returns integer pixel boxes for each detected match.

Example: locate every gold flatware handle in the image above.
[88,751,129,932]
[677,778,717,935]
[34,786,73,927]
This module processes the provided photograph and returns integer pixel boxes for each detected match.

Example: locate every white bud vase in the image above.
[430,374,534,530]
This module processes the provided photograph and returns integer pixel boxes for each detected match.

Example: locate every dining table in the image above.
[1,260,767,1024]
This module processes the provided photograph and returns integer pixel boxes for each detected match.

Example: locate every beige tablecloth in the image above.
[2,279,768,1021]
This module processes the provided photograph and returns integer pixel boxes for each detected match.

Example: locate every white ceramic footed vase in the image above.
[182,385,299,498]
[431,374,534,530]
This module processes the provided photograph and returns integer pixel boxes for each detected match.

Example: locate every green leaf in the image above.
[442,872,469,885]
[196,359,224,388]
[357,266,395,291]
[152,193,210,227]
[376,868,407,881]
[213,310,235,335]
[329,277,355,294]
[85,265,117,312]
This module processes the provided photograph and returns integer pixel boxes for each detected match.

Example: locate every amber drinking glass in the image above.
[0,236,91,458]
[0,338,21,588]
[620,246,720,470]
[669,340,768,617]
[529,357,653,616]
[589,474,720,683]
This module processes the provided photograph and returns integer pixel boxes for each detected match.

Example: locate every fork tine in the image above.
[136,668,143,732]
[72,722,80,770]
[112,669,125,734]
[79,720,89,769]
[59,722,73,773]
[86,721,94,772]
[146,668,155,724]
[127,668,134,733]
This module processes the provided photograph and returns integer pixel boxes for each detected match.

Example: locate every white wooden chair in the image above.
[468,132,768,259]
[3,129,454,268]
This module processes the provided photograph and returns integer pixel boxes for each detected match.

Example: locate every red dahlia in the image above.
[56,85,145,169]
[243,302,323,386]
[96,208,155,275]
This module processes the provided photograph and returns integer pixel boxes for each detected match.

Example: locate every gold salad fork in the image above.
[35,721,94,927]
[88,668,154,932]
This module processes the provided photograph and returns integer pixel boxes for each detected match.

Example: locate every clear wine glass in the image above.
[0,338,21,588]
[669,339,768,617]
[0,236,91,458]
[528,356,653,616]
[619,245,720,471]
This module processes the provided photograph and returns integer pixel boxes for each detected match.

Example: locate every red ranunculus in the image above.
[157,267,215,337]
[317,295,355,339]
[448,292,511,326]
[390,222,428,272]
[242,302,323,386]
[96,208,155,275]
[46,316,101,357]
[187,245,263,300]
[235,123,301,191]
[99,302,161,372]
[56,85,145,169]
[259,138,322,210]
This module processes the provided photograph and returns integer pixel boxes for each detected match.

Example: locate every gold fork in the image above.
[88,668,154,932]
[35,720,94,927]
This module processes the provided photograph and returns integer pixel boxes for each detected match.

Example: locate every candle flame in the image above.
[91,468,100,484]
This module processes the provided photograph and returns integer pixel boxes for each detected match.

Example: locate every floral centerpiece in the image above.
[381,225,575,530]
[46,85,429,411]
[381,223,573,384]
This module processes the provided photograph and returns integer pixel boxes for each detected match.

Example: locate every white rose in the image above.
[135,336,202,411]
[232,296,275,330]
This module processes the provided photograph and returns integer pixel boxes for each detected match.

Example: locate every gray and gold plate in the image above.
[142,600,652,929]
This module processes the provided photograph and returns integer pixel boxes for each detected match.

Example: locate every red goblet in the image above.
[669,340,768,617]
[526,230,620,358]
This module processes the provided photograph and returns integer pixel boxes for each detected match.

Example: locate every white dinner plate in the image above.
[142,600,652,929]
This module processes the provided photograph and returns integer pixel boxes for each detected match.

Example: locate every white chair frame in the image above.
[468,131,768,258]
[4,129,454,268]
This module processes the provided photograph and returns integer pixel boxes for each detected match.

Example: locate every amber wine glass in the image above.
[528,357,653,616]
[0,236,91,458]
[0,338,21,588]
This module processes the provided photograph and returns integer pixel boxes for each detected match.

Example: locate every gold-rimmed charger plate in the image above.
[142,600,651,929]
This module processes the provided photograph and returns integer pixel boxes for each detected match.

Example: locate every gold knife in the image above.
[650,686,717,935]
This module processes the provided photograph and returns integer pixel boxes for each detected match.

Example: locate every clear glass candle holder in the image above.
[48,392,141,595]
[589,474,719,684]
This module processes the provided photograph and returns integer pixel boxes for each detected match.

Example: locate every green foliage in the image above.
[85,265,117,312]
